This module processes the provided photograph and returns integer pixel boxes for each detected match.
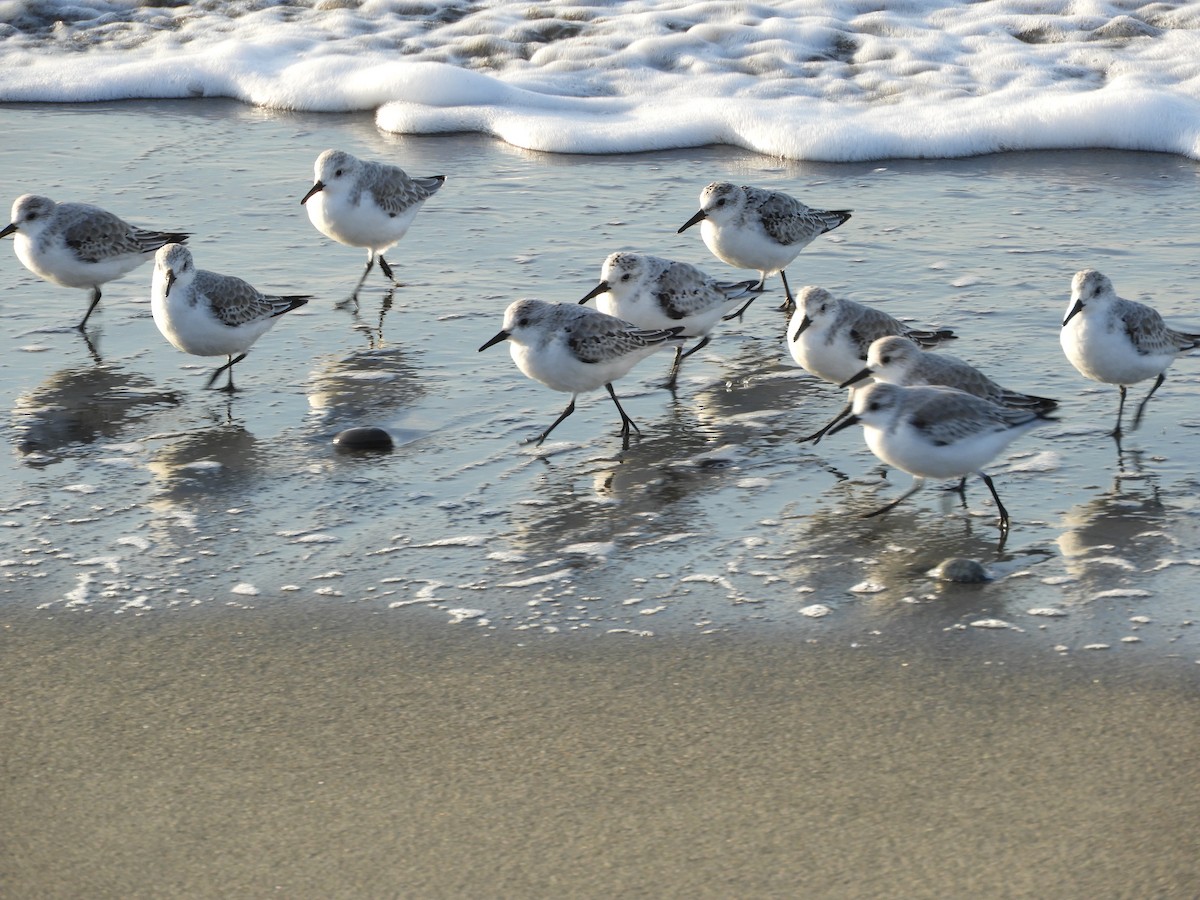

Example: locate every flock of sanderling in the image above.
[0,149,444,390]
[3,150,1198,539]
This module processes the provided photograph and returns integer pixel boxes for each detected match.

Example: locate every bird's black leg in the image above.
[530,397,576,447]
[862,477,925,519]
[665,346,685,391]
[206,353,246,392]
[78,287,102,330]
[940,475,968,496]
[798,402,852,445]
[667,335,710,390]
[723,297,759,321]
[978,470,1010,534]
[349,253,377,303]
[606,383,641,449]
[377,254,399,286]
[777,271,796,312]
[1130,373,1165,431]
[1111,385,1127,439]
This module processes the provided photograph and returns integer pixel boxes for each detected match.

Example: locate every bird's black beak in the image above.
[300,181,324,205]
[839,367,872,389]
[825,414,861,437]
[790,315,813,342]
[1062,298,1084,327]
[0,222,17,239]
[677,209,706,233]
[164,269,176,298]
[479,330,510,352]
[578,281,610,304]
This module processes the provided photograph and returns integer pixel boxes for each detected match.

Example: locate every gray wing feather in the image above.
[842,305,907,357]
[367,165,445,216]
[655,265,755,320]
[195,271,310,326]
[568,313,680,363]
[908,390,1044,445]
[1120,300,1200,354]
[746,187,851,247]
[918,355,1057,410]
[61,204,182,261]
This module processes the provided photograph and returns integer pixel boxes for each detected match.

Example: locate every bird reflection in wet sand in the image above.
[498,409,726,561]
[307,344,422,424]
[12,364,180,463]
[146,424,261,501]
[1056,470,1170,588]
[337,288,396,348]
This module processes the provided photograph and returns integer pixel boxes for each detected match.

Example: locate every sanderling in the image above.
[677,182,850,313]
[151,243,311,392]
[789,286,956,442]
[300,149,444,300]
[478,298,684,448]
[1,194,189,330]
[577,251,760,389]
[789,287,957,386]
[842,335,1058,412]
[827,382,1056,537]
[1061,268,1200,437]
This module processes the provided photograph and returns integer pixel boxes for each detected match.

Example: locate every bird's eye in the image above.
[517,318,528,328]
[881,355,891,364]
[716,198,726,207]
[868,401,881,411]
[26,212,37,220]
[334,168,344,177]
[621,274,631,282]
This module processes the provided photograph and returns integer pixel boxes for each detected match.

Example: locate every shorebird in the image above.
[1060,268,1200,437]
[578,251,759,388]
[1,193,188,330]
[301,149,444,301]
[479,298,684,448]
[151,243,310,392]
[677,182,850,314]
[828,382,1057,537]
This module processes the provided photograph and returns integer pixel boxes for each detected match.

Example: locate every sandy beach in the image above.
[4,606,1199,898]
[2,99,1200,897]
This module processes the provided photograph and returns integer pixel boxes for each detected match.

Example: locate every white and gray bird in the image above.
[577,251,760,388]
[827,382,1056,537]
[789,286,956,442]
[1060,268,1200,437]
[151,243,311,392]
[1,193,189,330]
[300,149,444,301]
[677,182,851,313]
[842,335,1057,412]
[479,298,684,448]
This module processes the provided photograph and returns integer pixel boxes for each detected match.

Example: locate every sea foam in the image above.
[1,1,1198,160]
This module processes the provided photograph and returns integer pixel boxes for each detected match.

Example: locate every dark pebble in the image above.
[333,426,394,453]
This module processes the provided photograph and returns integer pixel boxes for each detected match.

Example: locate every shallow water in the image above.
[1,99,1200,664]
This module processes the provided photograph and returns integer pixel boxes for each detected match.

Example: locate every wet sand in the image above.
[3,607,1199,898]
[2,100,1200,897]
